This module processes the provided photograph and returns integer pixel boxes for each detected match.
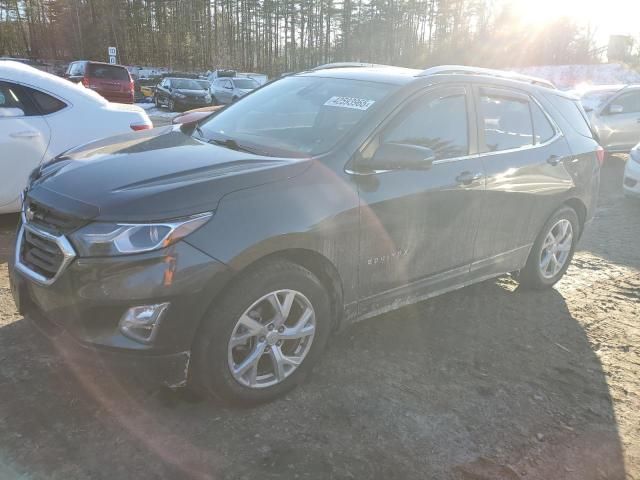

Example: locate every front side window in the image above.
[381,89,469,160]
[611,91,640,114]
[479,92,533,152]
[233,78,259,89]
[197,76,398,157]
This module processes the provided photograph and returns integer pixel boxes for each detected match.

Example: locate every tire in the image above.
[517,206,580,290]
[190,260,332,405]
[232,96,238,103]
[211,95,219,106]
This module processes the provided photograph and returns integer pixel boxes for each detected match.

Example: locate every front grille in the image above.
[20,229,65,279]
[24,200,86,235]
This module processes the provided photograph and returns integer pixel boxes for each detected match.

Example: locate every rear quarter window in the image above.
[545,93,594,139]
[88,64,130,81]
[26,87,67,115]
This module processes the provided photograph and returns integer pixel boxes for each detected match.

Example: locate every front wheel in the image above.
[517,206,580,289]
[190,260,332,405]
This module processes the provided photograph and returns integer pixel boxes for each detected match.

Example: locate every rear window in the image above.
[26,88,67,114]
[547,94,594,139]
[87,64,130,81]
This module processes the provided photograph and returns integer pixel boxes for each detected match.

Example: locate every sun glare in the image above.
[510,0,639,39]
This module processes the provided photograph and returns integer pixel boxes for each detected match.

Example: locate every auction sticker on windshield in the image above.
[324,96,375,110]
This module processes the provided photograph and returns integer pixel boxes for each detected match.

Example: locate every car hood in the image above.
[27,126,310,222]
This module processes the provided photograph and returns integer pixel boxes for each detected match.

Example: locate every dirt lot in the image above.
[0,158,638,480]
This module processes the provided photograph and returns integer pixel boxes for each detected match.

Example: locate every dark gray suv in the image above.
[10,65,602,404]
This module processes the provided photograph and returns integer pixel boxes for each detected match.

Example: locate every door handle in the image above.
[456,171,483,185]
[547,155,561,166]
[10,131,41,139]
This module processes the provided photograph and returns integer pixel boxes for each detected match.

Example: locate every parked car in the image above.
[239,73,268,85]
[575,85,640,154]
[171,105,223,125]
[210,76,259,104]
[65,60,135,104]
[11,65,601,404]
[624,142,640,198]
[154,77,212,111]
[0,61,151,214]
[194,79,211,93]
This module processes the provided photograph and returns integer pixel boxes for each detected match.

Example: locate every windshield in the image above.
[197,76,398,157]
[172,79,202,90]
[196,80,210,90]
[233,78,259,89]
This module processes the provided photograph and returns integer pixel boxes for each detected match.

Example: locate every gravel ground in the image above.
[0,157,638,480]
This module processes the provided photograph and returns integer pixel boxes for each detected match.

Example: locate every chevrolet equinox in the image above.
[10,65,602,404]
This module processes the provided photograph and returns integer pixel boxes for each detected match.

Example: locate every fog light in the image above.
[119,303,170,343]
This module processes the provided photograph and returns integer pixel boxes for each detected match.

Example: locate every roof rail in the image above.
[417,65,556,89]
[312,62,392,70]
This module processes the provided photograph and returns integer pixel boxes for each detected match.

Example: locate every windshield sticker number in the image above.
[324,96,375,110]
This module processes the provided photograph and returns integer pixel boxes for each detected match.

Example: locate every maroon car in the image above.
[65,61,134,104]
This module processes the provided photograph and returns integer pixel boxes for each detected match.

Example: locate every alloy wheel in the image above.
[227,289,316,389]
[539,218,573,279]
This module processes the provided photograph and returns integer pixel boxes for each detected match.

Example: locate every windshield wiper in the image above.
[207,136,260,154]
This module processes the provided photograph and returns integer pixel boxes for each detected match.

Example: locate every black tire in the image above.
[190,260,332,405]
[211,95,219,106]
[518,206,580,290]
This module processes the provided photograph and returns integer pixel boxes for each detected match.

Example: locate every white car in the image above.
[624,142,640,198]
[0,61,152,213]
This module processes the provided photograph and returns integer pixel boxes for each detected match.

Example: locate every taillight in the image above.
[130,123,152,131]
[596,146,605,167]
[129,80,135,93]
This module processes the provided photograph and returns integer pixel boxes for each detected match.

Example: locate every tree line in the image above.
[0,0,600,76]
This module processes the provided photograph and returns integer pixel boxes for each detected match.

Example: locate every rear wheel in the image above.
[518,206,580,289]
[190,260,332,405]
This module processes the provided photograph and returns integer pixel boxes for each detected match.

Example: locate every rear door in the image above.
[470,85,573,277]
[600,89,640,151]
[356,85,485,314]
[0,81,51,210]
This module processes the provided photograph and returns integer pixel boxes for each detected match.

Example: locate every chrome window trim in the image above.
[14,214,76,286]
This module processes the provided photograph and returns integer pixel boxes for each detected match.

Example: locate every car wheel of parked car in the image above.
[518,206,580,289]
[211,95,219,106]
[190,260,332,404]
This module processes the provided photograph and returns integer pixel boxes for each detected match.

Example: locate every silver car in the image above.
[209,76,259,105]
[576,85,640,153]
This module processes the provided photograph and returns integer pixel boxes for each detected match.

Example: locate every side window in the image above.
[479,91,533,152]
[530,100,555,144]
[611,91,640,114]
[382,89,469,160]
[24,87,67,115]
[0,82,37,117]
[69,62,84,76]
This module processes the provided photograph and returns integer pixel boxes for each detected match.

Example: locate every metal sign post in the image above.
[108,46,117,64]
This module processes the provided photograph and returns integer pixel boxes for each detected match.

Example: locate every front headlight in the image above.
[69,212,212,257]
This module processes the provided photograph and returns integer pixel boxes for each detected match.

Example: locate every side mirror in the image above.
[364,143,435,171]
[608,104,624,115]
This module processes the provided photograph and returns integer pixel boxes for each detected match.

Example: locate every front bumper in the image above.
[175,97,211,110]
[10,231,231,387]
[623,157,640,196]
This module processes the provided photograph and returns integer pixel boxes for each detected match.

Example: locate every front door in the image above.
[0,81,50,210]
[356,85,485,317]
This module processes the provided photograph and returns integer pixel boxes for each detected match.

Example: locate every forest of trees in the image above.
[0,0,601,75]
